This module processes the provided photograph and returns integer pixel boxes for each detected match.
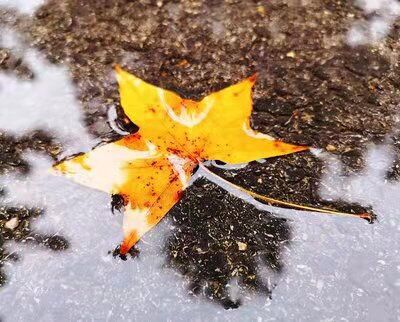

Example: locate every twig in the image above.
[198,163,374,223]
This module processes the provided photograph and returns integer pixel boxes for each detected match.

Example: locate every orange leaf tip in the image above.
[119,243,129,256]
[114,64,122,73]
[247,72,258,83]
[120,230,139,255]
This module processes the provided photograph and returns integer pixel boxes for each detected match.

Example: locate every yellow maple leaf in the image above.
[54,66,309,255]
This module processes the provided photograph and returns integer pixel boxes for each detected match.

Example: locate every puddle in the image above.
[348,0,400,46]
[0,0,45,15]
[0,43,95,156]
[0,29,399,322]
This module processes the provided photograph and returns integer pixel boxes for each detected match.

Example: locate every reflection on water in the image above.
[0,130,66,287]
[0,130,57,176]
[0,0,44,15]
[0,30,399,322]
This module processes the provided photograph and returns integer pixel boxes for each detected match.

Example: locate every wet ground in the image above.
[0,1,400,321]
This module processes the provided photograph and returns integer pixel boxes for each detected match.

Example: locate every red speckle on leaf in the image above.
[247,73,258,83]
[175,191,183,201]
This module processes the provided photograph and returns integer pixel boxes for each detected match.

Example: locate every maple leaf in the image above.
[54,66,367,255]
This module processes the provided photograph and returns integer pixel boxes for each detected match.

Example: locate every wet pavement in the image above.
[0,1,400,321]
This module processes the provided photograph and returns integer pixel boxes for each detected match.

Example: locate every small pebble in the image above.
[256,6,266,16]
[237,241,247,251]
[286,51,296,58]
[326,144,336,152]
[5,217,19,230]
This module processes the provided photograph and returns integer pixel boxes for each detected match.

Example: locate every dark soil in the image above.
[167,178,291,309]
[0,0,399,307]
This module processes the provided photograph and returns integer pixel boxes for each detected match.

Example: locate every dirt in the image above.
[167,178,291,309]
[0,0,399,308]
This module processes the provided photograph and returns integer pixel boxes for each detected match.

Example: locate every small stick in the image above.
[199,163,374,223]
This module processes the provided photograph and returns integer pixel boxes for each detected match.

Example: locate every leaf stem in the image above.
[198,163,374,223]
